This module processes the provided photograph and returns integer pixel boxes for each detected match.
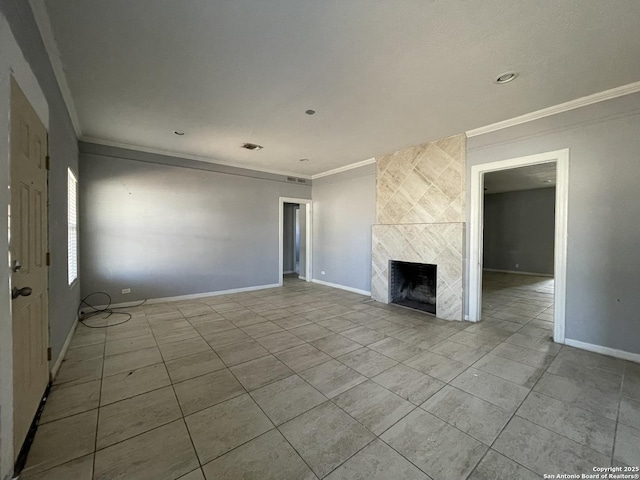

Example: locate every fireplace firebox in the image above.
[389,260,437,315]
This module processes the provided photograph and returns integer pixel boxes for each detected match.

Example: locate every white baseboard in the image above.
[483,268,554,277]
[311,278,371,296]
[298,275,306,280]
[89,283,281,310]
[283,270,295,274]
[51,316,78,380]
[564,338,640,364]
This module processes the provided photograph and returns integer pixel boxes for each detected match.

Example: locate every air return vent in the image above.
[242,143,263,151]
[286,177,308,184]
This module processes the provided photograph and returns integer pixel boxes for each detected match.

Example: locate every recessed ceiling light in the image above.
[242,143,263,151]
[494,72,518,84]
[305,109,316,115]
[299,158,310,162]
[174,131,185,135]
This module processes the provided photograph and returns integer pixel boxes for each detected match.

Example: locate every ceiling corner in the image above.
[29,0,83,138]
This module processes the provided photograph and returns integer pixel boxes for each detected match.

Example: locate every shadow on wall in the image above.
[80,154,310,303]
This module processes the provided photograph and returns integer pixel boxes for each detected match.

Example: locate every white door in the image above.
[10,77,50,458]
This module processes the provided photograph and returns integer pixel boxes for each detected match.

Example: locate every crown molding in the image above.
[81,136,314,179]
[29,0,83,137]
[466,80,640,138]
[312,157,376,179]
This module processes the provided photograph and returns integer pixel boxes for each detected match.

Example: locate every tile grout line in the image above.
[611,362,625,466]
[91,325,108,479]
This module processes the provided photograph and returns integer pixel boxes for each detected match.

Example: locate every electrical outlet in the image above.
[321,271,326,275]
[122,288,131,294]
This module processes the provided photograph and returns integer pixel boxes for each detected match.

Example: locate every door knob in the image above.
[11,286,32,300]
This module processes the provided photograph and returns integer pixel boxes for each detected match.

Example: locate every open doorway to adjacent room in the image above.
[482,163,557,339]
[279,197,312,285]
[469,149,569,344]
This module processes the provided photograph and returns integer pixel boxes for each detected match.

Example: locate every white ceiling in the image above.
[39,0,640,176]
[484,163,557,194]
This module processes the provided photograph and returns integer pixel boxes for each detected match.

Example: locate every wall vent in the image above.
[242,143,263,151]
[286,177,308,184]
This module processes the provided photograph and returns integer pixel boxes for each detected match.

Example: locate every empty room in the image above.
[1,1,639,479]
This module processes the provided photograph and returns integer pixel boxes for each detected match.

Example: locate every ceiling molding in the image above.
[81,136,313,179]
[466,80,640,138]
[312,157,376,180]
[29,0,83,137]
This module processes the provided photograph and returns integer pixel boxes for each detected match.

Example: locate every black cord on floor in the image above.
[78,292,147,328]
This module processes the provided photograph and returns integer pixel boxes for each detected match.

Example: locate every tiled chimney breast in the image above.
[371,134,466,321]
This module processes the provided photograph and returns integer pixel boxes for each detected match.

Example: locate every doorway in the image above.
[279,197,312,285]
[468,149,569,344]
[9,77,50,460]
[282,202,300,276]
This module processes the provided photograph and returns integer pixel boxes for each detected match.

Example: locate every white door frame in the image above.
[279,197,312,286]
[468,148,569,344]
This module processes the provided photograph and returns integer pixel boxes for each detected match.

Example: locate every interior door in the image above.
[10,77,49,459]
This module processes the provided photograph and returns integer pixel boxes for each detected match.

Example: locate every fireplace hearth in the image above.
[389,260,437,315]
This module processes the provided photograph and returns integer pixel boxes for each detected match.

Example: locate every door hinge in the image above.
[45,155,50,170]
[47,347,52,361]
[46,252,50,266]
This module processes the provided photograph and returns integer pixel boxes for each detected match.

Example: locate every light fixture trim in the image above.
[494,71,519,84]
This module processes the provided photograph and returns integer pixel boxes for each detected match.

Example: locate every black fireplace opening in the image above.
[389,260,437,315]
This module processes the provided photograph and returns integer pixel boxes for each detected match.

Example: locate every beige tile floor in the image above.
[20,273,640,479]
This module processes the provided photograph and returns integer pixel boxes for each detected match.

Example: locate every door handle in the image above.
[11,286,32,300]
[11,260,22,272]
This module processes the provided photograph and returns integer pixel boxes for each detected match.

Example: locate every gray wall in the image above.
[0,1,80,364]
[312,163,375,292]
[0,3,80,478]
[468,92,640,354]
[483,188,555,275]
[79,143,311,303]
[282,203,297,273]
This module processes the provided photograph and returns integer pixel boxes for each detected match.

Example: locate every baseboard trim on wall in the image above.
[298,275,306,280]
[564,338,640,364]
[283,270,295,274]
[311,278,371,296]
[51,316,79,380]
[482,268,554,277]
[89,283,281,310]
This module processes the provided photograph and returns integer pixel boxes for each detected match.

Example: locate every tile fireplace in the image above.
[371,134,466,321]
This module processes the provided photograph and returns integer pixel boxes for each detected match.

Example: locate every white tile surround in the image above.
[372,135,466,321]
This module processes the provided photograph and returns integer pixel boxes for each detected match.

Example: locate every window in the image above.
[68,168,78,284]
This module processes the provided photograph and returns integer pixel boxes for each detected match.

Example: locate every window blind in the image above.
[68,168,78,284]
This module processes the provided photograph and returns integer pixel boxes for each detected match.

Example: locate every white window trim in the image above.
[68,168,78,285]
